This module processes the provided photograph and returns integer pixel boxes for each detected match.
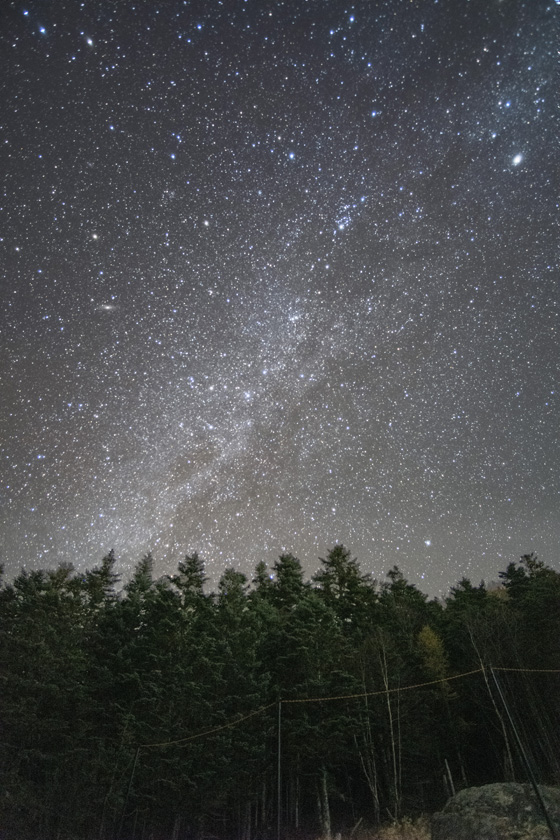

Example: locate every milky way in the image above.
[1,0,558,594]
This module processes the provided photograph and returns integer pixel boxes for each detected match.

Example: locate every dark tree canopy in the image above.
[0,548,558,840]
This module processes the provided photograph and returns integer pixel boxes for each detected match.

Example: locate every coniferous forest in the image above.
[1,547,559,840]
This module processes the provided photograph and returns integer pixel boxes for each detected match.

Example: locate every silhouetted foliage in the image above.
[0,548,558,840]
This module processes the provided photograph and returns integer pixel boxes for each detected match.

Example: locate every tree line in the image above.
[0,546,559,840]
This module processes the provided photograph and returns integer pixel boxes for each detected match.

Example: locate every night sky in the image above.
[1,0,558,596]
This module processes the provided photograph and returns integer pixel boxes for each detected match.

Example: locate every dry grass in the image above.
[326,818,431,840]
[372,816,431,839]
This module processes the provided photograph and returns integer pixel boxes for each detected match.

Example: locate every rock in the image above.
[431,782,560,840]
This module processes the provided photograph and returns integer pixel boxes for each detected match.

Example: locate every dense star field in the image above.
[1,0,558,594]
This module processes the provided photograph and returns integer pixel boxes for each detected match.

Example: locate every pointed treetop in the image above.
[314,544,369,598]
[218,567,248,601]
[270,553,307,608]
[169,552,207,596]
[125,553,154,596]
[85,549,120,604]
[252,560,272,591]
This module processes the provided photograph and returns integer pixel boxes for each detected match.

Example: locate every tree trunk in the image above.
[470,632,516,782]
[241,800,251,840]
[316,766,331,840]
[379,638,400,820]
[295,765,300,830]
[171,814,181,840]
[357,667,381,824]
[260,778,267,831]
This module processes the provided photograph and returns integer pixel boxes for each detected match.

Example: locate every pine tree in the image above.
[0,564,92,838]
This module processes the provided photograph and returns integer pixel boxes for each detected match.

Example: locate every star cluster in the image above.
[1,0,558,594]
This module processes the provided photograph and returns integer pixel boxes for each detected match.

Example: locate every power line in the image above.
[283,667,484,705]
[137,667,560,749]
[118,666,560,836]
[141,702,277,749]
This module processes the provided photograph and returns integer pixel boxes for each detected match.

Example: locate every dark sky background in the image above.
[1,0,558,596]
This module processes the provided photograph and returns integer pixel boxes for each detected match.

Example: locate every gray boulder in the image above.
[431,782,560,840]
